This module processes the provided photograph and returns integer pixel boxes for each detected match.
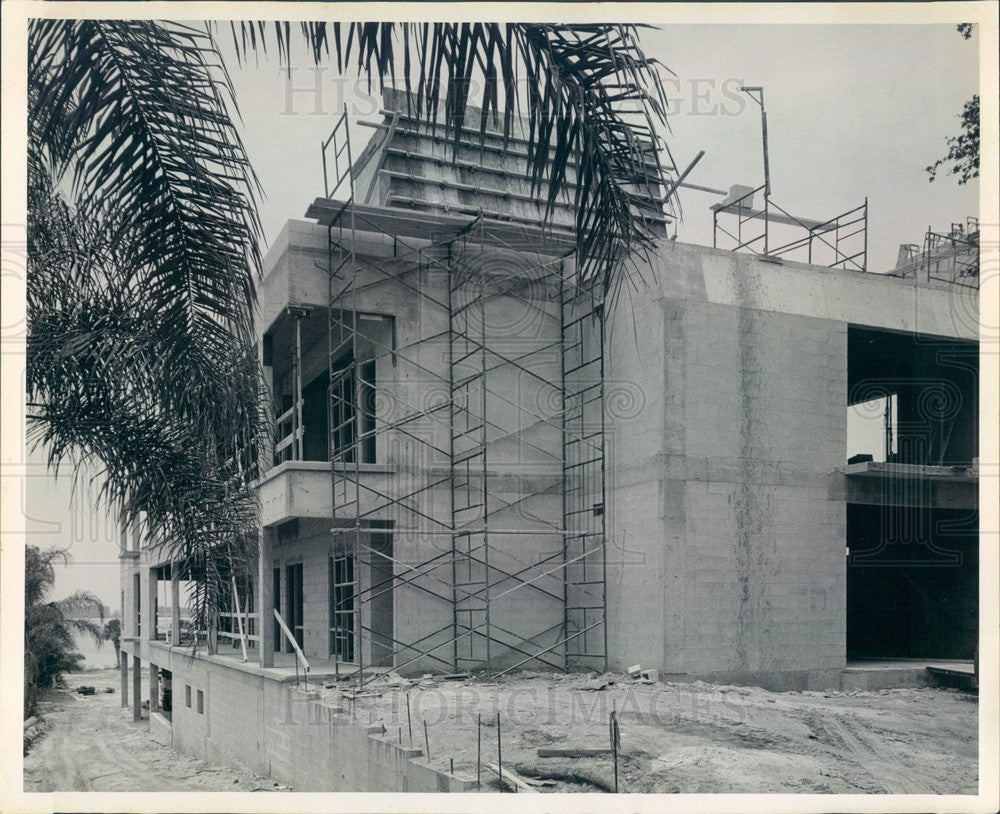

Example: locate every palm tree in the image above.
[102,618,122,669]
[27,20,674,624]
[24,546,108,717]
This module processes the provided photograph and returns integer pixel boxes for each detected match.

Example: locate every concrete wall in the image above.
[603,241,975,689]
[252,210,978,688]
[158,650,475,792]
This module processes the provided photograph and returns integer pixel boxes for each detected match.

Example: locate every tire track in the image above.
[818,714,926,794]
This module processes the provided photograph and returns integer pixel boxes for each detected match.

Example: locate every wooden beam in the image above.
[486,762,540,793]
[537,747,612,758]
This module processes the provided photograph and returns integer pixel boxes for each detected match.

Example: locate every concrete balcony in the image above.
[257,460,396,528]
[833,460,978,510]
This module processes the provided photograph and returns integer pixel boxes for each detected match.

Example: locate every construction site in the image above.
[116,88,980,793]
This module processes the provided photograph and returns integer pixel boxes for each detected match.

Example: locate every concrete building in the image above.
[118,91,979,790]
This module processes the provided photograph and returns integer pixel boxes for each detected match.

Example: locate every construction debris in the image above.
[377,670,412,687]
[521,776,557,788]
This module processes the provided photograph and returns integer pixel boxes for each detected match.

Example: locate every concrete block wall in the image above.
[164,655,475,792]
[170,656,212,762]
[679,299,847,680]
[604,238,974,687]
[606,245,851,689]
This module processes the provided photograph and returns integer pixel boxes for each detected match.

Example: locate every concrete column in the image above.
[170,563,181,645]
[258,528,275,667]
[145,567,157,642]
[149,664,159,713]
[132,654,141,722]
[120,656,128,708]
[132,571,141,640]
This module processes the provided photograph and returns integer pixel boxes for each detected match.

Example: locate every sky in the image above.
[29,20,980,610]
[223,22,979,271]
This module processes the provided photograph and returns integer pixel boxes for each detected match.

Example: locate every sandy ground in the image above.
[23,667,977,794]
[333,670,978,794]
[23,669,282,793]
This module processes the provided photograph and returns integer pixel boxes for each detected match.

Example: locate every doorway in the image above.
[284,562,304,650]
[846,504,978,659]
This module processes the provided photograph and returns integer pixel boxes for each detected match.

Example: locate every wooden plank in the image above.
[274,427,304,453]
[275,401,304,425]
[486,762,539,793]
[273,608,310,671]
[710,201,824,230]
[537,747,612,758]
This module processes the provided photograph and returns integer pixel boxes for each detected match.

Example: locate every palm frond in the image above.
[29,19,262,346]
[28,18,267,621]
[54,594,108,645]
[54,591,107,620]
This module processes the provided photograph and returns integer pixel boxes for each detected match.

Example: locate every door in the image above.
[369,533,394,666]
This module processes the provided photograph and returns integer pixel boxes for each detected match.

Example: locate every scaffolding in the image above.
[888,217,980,289]
[711,86,869,272]
[316,108,608,687]
[712,185,869,272]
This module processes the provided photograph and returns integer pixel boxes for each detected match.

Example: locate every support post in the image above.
[132,654,141,722]
[149,664,159,713]
[120,656,128,708]
[170,562,181,645]
[145,567,157,643]
[258,529,275,667]
[294,312,304,460]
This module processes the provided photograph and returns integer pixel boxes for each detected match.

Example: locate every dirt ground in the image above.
[332,669,978,794]
[23,668,282,793]
[23,667,977,794]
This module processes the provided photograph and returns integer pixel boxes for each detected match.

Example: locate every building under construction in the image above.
[118,90,980,791]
